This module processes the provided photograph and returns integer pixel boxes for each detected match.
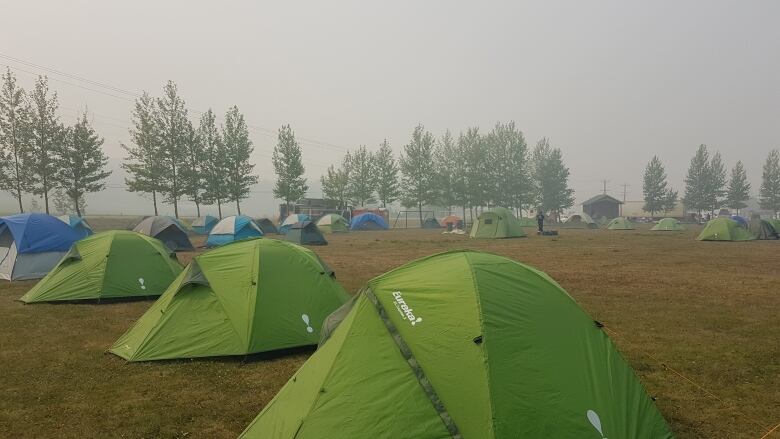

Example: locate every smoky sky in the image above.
[1,0,778,216]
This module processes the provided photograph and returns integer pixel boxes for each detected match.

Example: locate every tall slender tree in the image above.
[272,124,308,212]
[759,149,780,218]
[400,124,437,224]
[222,106,257,215]
[320,161,350,209]
[706,151,727,213]
[180,118,204,216]
[155,81,189,218]
[199,109,229,218]
[726,161,750,213]
[485,121,530,211]
[374,139,400,208]
[642,155,671,216]
[26,76,63,214]
[0,68,31,213]
[346,145,376,206]
[531,138,574,221]
[683,144,710,215]
[434,131,458,211]
[56,111,111,216]
[122,92,164,215]
[461,127,487,215]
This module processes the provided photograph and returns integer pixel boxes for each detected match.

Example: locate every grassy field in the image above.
[1,220,779,438]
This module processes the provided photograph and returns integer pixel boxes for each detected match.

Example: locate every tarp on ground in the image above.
[239,250,673,439]
[19,230,182,303]
[109,238,348,361]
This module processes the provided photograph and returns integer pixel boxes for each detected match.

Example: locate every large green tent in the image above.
[767,219,780,233]
[651,218,685,231]
[697,218,755,241]
[20,231,182,303]
[469,207,526,238]
[239,250,673,438]
[561,213,599,229]
[606,217,635,230]
[517,216,537,228]
[110,238,348,361]
[316,214,349,233]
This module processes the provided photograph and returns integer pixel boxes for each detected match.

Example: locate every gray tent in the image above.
[132,216,194,251]
[749,219,779,240]
[255,218,279,234]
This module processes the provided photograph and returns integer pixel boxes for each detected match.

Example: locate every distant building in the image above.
[279,198,347,220]
[581,194,623,220]
[621,200,685,218]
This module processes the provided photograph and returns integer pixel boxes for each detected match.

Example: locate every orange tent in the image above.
[440,215,463,228]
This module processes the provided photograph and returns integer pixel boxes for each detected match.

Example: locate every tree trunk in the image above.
[236,198,242,216]
[217,199,223,219]
[16,187,23,213]
[43,183,49,214]
[195,200,201,217]
[152,190,159,216]
[74,197,81,217]
[418,201,423,227]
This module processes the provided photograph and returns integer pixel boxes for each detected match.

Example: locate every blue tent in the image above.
[730,215,748,228]
[350,213,388,231]
[192,215,218,235]
[280,214,311,234]
[0,213,87,280]
[57,215,93,239]
[206,215,264,247]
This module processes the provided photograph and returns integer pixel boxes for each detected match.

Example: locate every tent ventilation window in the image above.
[484,219,493,225]
[473,335,483,345]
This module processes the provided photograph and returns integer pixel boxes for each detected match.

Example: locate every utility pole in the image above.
[600,179,609,195]
[620,183,630,216]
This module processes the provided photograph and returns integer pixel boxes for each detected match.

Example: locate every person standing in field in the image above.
[536,210,546,233]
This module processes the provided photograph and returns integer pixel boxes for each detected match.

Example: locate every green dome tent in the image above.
[749,218,779,240]
[19,231,183,303]
[316,214,349,233]
[561,213,599,229]
[239,250,673,438]
[469,207,526,239]
[651,218,685,231]
[517,216,537,228]
[768,219,780,232]
[110,238,348,361]
[606,217,635,230]
[285,221,328,245]
[697,218,755,241]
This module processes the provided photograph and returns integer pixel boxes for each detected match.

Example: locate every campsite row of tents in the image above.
[13,229,675,436]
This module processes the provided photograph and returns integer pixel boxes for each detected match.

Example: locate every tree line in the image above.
[643,145,780,217]
[319,122,575,222]
[0,69,110,216]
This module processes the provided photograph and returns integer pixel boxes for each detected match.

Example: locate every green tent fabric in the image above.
[749,219,779,240]
[652,218,685,231]
[517,216,537,228]
[697,218,755,241]
[239,250,673,438]
[110,238,348,361]
[316,214,349,233]
[561,213,599,229]
[19,231,182,303]
[767,219,780,232]
[285,221,328,245]
[469,207,526,239]
[606,217,635,230]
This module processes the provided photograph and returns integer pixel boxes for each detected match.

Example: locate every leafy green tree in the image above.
[154,81,189,218]
[662,188,679,213]
[320,161,350,209]
[374,139,400,208]
[726,160,750,213]
[485,121,530,212]
[706,151,727,213]
[52,187,86,215]
[531,138,574,221]
[400,124,437,224]
[0,68,31,213]
[759,149,780,217]
[683,144,710,215]
[199,109,229,218]
[180,118,204,216]
[434,130,458,210]
[273,124,308,211]
[642,155,671,216]
[26,76,63,214]
[461,127,488,213]
[346,145,376,206]
[56,111,111,216]
[222,106,257,215]
[122,92,165,215]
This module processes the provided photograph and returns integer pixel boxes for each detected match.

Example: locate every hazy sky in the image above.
[1,0,778,217]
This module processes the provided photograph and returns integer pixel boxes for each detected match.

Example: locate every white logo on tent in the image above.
[138,278,146,290]
[301,314,314,333]
[587,410,607,439]
[392,291,422,326]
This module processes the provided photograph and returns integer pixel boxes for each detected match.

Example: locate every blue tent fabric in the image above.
[58,215,93,239]
[206,215,264,247]
[730,215,748,227]
[0,213,85,253]
[280,214,311,234]
[350,213,388,230]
